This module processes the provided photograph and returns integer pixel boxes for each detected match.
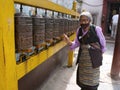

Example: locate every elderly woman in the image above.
[63,11,106,90]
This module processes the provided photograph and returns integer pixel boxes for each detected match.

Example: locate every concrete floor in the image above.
[38,36,120,90]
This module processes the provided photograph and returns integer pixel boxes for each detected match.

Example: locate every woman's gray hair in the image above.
[79,11,93,23]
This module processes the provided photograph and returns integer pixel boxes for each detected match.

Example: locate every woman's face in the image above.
[79,15,90,29]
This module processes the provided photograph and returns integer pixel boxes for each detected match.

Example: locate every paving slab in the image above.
[38,36,120,90]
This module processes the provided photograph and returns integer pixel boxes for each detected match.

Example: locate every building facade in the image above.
[102,0,120,34]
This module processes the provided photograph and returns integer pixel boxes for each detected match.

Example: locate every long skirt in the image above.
[77,45,100,87]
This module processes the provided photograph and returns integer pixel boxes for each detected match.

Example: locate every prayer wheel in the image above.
[59,19,64,36]
[32,15,45,47]
[71,19,79,33]
[53,18,60,38]
[74,20,79,31]
[64,19,69,34]
[15,13,33,52]
[69,19,73,33]
[45,18,54,41]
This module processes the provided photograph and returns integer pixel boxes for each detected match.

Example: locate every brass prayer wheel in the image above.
[32,15,45,47]
[59,18,64,36]
[53,18,60,38]
[64,19,69,34]
[15,13,33,52]
[45,18,54,41]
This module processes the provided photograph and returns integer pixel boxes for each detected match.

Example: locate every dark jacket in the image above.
[76,25,102,67]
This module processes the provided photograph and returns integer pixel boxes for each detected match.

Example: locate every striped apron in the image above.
[77,44,100,87]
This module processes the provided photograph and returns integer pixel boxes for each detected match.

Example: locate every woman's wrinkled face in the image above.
[79,15,90,29]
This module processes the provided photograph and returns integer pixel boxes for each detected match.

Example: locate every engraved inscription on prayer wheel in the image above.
[15,13,33,52]
[73,19,79,31]
[64,19,69,34]
[53,19,60,38]
[32,16,45,46]
[59,19,64,36]
[45,18,54,41]
[68,19,73,33]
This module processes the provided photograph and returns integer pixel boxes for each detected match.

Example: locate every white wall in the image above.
[78,0,103,26]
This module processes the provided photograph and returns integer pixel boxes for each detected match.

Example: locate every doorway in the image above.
[107,2,120,34]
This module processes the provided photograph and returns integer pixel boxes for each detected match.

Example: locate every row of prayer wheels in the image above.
[15,13,79,53]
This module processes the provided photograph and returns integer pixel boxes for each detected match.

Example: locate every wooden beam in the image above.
[111,12,120,80]
[14,0,80,16]
[0,0,18,90]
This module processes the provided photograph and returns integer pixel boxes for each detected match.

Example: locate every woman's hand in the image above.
[63,34,72,46]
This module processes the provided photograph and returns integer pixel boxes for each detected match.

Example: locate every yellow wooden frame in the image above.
[0,0,78,90]
[14,0,80,17]
[16,34,75,80]
[0,0,18,90]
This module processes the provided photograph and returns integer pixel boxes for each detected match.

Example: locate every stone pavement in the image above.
[38,35,120,90]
